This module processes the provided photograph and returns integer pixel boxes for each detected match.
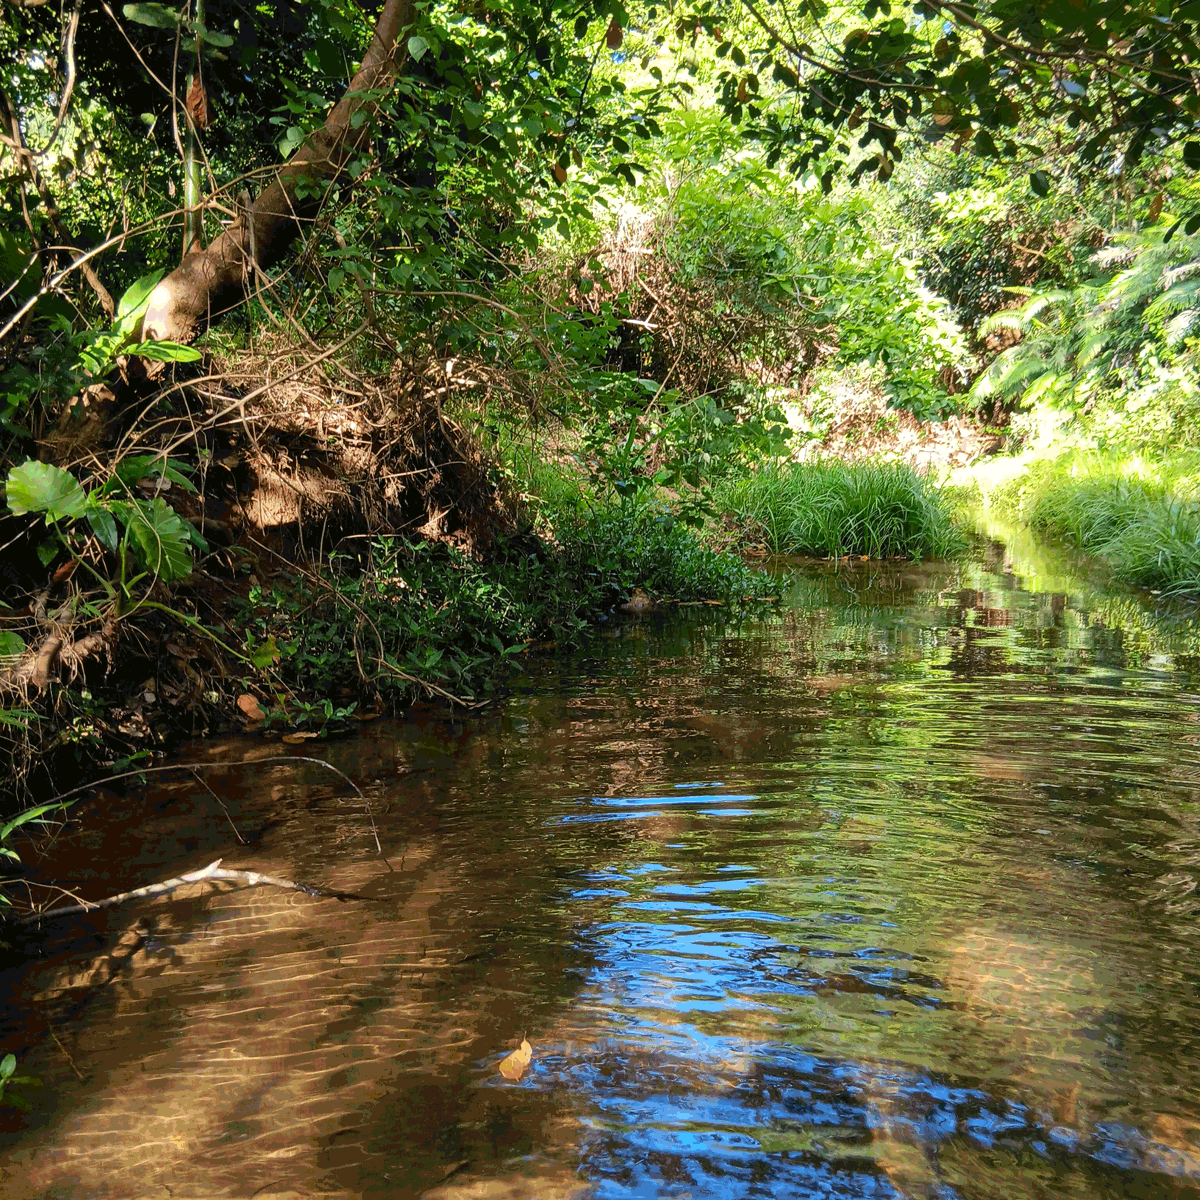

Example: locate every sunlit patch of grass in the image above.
[715,460,965,560]
[1011,453,1200,596]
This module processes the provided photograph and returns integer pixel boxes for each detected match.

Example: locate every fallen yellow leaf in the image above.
[497,1038,532,1082]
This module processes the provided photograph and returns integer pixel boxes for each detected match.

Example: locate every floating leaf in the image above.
[281,731,320,743]
[497,1039,532,1081]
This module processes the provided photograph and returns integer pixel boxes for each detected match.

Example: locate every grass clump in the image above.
[716,460,964,560]
[1002,453,1200,596]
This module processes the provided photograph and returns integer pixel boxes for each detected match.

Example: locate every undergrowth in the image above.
[240,505,768,713]
[994,453,1200,596]
[715,461,965,560]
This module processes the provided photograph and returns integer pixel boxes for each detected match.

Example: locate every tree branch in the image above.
[139,0,415,345]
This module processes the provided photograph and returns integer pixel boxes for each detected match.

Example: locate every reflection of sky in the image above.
[536,772,1200,1198]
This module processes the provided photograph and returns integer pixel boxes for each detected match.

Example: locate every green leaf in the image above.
[0,632,25,658]
[248,635,281,668]
[193,24,234,48]
[86,505,120,552]
[407,35,430,61]
[127,339,202,363]
[0,1055,13,1080]
[6,461,88,521]
[112,455,198,494]
[1029,169,1050,197]
[0,801,69,844]
[114,270,167,338]
[36,539,58,567]
[112,499,199,582]
[1186,142,1200,171]
[122,2,180,30]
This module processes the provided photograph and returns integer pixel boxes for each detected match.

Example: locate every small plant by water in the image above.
[238,504,769,717]
[717,461,965,560]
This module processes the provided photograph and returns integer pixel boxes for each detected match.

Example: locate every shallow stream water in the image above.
[3,537,1200,1199]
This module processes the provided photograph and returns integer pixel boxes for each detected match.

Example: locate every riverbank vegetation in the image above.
[2,0,1199,818]
[716,461,963,561]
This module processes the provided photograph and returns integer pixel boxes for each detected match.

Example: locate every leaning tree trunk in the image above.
[140,0,413,344]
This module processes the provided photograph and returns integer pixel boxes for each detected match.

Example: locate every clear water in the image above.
[2,543,1200,1199]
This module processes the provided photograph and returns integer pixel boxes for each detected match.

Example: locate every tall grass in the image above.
[717,461,964,560]
[1009,454,1200,596]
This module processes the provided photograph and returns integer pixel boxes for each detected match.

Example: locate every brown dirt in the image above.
[784,374,1006,473]
[0,338,526,808]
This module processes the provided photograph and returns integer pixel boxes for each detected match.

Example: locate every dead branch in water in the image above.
[17,857,370,925]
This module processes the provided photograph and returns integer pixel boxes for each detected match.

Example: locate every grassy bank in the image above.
[985,453,1200,598]
[715,460,965,560]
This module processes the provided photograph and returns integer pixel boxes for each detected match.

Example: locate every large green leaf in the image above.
[122,3,180,30]
[128,339,203,364]
[113,270,168,338]
[112,499,202,582]
[5,461,87,522]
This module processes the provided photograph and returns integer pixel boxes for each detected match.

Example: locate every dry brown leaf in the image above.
[1148,191,1164,223]
[553,162,567,183]
[497,1039,533,1081]
[606,19,623,49]
[281,731,319,743]
[237,693,265,721]
[185,75,211,130]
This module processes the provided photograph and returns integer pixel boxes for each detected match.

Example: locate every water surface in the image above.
[2,544,1200,1199]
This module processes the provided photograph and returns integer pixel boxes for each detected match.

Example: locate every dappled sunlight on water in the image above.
[3,547,1200,1197]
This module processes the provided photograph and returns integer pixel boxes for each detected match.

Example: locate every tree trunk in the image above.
[140,0,413,345]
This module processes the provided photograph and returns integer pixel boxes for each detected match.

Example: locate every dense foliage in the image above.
[1,0,1199,808]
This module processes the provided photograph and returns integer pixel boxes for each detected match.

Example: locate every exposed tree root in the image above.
[0,623,114,696]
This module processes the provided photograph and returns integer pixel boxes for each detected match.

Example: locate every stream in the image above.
[2,534,1200,1199]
